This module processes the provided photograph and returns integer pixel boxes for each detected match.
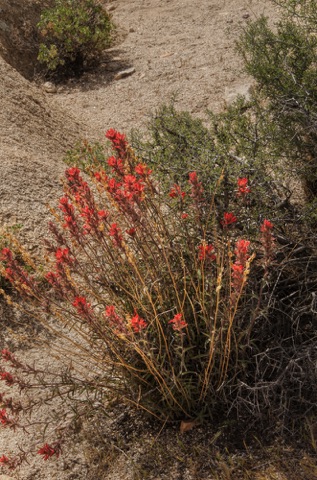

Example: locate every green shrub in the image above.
[37,0,113,76]
[237,0,317,196]
[130,102,301,239]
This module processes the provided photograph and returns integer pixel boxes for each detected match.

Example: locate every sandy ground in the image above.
[0,1,283,479]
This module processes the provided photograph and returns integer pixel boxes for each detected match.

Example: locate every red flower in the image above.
[260,219,275,264]
[135,163,152,177]
[66,167,81,181]
[1,350,14,362]
[260,219,274,232]
[0,248,13,262]
[168,313,187,331]
[237,177,251,197]
[181,213,189,219]
[94,170,108,183]
[230,239,251,305]
[0,409,9,426]
[107,177,122,194]
[107,156,125,175]
[126,227,136,236]
[105,306,126,333]
[198,243,216,262]
[169,184,186,199]
[105,129,128,157]
[98,210,108,220]
[130,313,147,333]
[222,212,237,227]
[38,443,60,461]
[59,197,80,238]
[0,455,10,465]
[123,175,145,201]
[0,372,14,386]
[55,248,74,265]
[234,239,250,266]
[45,271,60,286]
[188,171,204,200]
[72,297,91,318]
[109,223,123,248]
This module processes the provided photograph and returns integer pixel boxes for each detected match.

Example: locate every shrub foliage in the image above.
[237,0,317,195]
[37,0,113,76]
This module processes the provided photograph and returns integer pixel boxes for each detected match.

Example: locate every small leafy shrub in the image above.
[131,102,301,238]
[37,0,113,76]
[237,0,317,196]
[0,130,316,469]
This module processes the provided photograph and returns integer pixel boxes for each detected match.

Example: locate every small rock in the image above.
[114,67,136,80]
[129,27,135,33]
[108,4,116,11]
[242,13,250,19]
[43,81,57,94]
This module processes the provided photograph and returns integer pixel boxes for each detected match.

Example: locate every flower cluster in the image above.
[130,313,147,333]
[189,171,204,202]
[198,243,216,262]
[37,443,61,461]
[106,129,128,158]
[260,219,275,265]
[169,184,186,199]
[230,238,251,306]
[168,313,187,332]
[237,177,251,197]
[222,212,237,228]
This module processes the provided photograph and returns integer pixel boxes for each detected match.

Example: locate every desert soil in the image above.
[0,1,287,479]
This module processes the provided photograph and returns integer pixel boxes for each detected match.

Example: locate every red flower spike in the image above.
[1,350,14,362]
[261,219,274,232]
[0,372,14,386]
[105,306,126,333]
[260,219,275,263]
[38,443,60,461]
[237,177,251,197]
[105,129,128,158]
[135,163,152,178]
[130,313,147,333]
[0,248,13,262]
[222,212,237,227]
[0,409,9,426]
[230,238,251,305]
[107,156,125,175]
[55,248,73,265]
[0,455,10,465]
[97,210,108,220]
[72,297,92,319]
[188,171,204,200]
[169,313,187,331]
[109,223,123,248]
[198,243,216,262]
[169,184,186,199]
[126,227,136,237]
[234,239,250,266]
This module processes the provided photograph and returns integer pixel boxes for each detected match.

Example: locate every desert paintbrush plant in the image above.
[0,129,282,467]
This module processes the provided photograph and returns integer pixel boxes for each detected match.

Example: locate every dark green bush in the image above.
[37,0,113,76]
[237,0,317,196]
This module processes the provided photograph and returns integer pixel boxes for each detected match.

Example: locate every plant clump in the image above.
[37,0,113,77]
[0,130,316,470]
